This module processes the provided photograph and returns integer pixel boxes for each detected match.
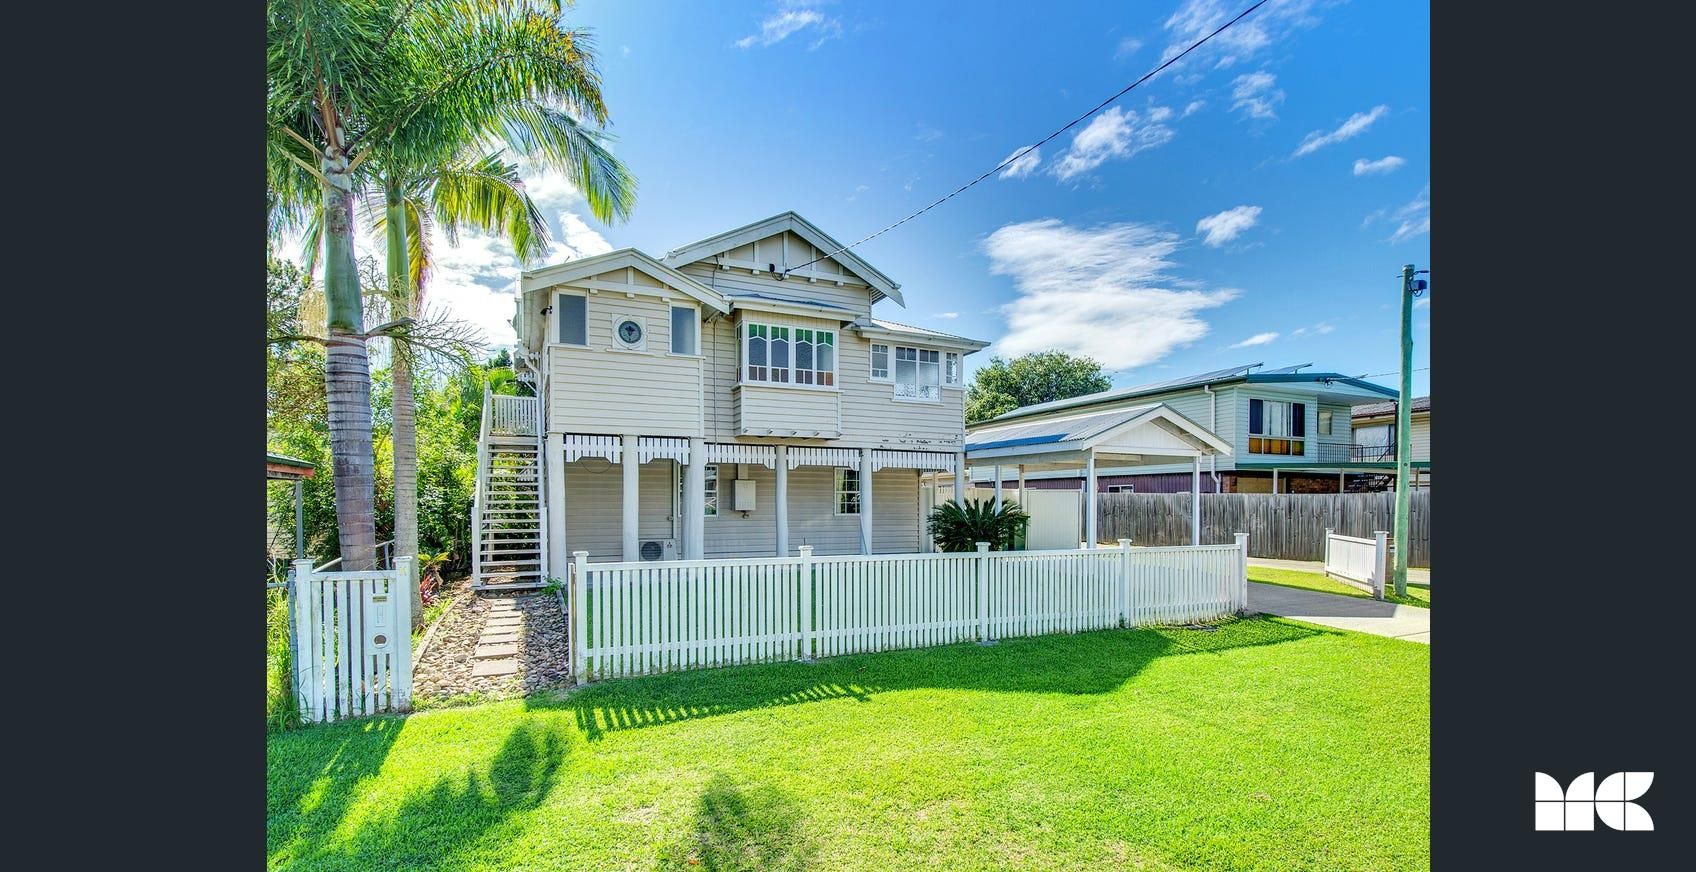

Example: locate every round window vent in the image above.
[640,540,663,561]
[615,318,644,347]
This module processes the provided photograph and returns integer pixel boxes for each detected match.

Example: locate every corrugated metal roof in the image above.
[1352,395,1430,418]
[966,405,1158,451]
[724,291,861,312]
[986,363,1395,424]
[864,318,976,342]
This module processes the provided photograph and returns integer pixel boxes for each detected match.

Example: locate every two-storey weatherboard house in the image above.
[470,212,992,588]
[970,363,1406,495]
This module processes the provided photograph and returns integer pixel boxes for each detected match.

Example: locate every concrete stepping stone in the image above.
[486,601,520,611]
[476,642,520,659]
[485,615,524,626]
[481,632,522,644]
[471,659,519,677]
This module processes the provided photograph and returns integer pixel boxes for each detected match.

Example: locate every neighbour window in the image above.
[834,467,861,515]
[1107,484,1135,493]
[556,293,587,345]
[894,347,941,401]
[870,343,890,380]
[677,464,719,516]
[671,306,698,355]
[1318,409,1333,436]
[742,321,834,386]
[1248,398,1306,455]
[944,352,962,386]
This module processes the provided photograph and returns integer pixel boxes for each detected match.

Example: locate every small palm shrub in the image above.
[927,499,1030,552]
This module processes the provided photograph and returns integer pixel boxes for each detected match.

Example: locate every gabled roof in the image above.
[1352,395,1431,418]
[660,211,905,307]
[965,403,1232,460]
[520,248,729,314]
[985,363,1397,425]
[847,317,990,352]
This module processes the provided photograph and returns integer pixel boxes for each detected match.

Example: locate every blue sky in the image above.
[342,0,1431,395]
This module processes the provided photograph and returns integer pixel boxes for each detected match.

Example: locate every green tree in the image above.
[964,351,1113,424]
[268,0,631,573]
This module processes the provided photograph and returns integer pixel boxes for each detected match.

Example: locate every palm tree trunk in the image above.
[385,181,423,627]
[322,148,377,571]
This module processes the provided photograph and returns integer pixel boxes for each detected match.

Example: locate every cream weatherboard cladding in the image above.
[544,274,705,438]
[563,460,677,563]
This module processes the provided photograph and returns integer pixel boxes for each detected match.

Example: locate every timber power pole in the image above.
[1393,264,1427,596]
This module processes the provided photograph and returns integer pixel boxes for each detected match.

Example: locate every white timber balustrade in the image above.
[568,538,1251,683]
[291,556,414,723]
[1323,528,1388,600]
[488,393,538,436]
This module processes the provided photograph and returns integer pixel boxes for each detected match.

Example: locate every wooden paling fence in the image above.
[291,557,414,723]
[570,538,1248,682]
[1097,491,1431,567]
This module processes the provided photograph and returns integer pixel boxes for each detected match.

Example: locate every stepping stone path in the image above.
[411,581,573,703]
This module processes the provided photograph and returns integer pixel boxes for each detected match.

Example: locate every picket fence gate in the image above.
[570,537,1248,682]
[291,557,414,723]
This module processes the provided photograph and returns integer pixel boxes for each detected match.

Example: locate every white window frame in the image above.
[740,320,837,389]
[669,304,700,357]
[609,312,648,352]
[674,463,719,517]
[553,291,588,347]
[1106,484,1135,494]
[1318,408,1333,436]
[1248,397,1307,457]
[892,346,942,403]
[833,467,861,515]
[870,343,891,382]
[943,352,963,387]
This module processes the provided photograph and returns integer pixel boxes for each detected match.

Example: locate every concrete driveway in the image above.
[1248,582,1430,644]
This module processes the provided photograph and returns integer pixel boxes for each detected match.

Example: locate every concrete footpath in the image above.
[1248,582,1431,644]
[1249,556,1430,586]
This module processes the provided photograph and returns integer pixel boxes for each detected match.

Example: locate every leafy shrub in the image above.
[926,499,1030,552]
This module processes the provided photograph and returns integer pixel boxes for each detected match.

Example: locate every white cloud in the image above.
[1115,37,1143,59]
[1289,322,1334,338]
[982,219,1237,371]
[1353,155,1405,176]
[1231,331,1279,348]
[915,125,944,142]
[1051,106,1176,181]
[1230,71,1284,119]
[935,311,960,320]
[1195,205,1262,247]
[998,145,1041,179]
[1293,105,1390,157]
[1414,297,1430,309]
[735,4,841,49]
[1162,0,1322,69]
[1182,100,1207,118]
[1388,185,1430,243]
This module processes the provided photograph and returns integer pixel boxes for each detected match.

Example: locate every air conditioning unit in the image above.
[639,539,677,561]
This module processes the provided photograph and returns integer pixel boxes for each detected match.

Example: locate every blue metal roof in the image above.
[724,291,861,312]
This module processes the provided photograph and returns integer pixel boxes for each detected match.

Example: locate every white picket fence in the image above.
[291,557,414,723]
[1322,529,1387,600]
[570,537,1248,682]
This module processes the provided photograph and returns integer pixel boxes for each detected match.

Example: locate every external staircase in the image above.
[473,388,546,590]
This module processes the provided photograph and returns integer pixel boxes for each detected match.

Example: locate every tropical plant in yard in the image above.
[927,498,1030,552]
[268,0,635,580]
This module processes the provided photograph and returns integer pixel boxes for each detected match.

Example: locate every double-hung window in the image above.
[670,306,698,355]
[870,343,890,380]
[944,352,962,386]
[834,467,861,515]
[1248,398,1306,455]
[894,347,941,401]
[743,321,834,387]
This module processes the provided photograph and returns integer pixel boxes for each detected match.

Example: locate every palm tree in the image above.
[268,0,632,573]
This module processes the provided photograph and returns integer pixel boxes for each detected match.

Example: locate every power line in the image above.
[1355,367,1429,380]
[783,0,1273,276]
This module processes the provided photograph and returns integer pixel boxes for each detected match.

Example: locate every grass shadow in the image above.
[659,773,816,871]
[269,718,571,870]
[267,715,406,867]
[530,616,1331,741]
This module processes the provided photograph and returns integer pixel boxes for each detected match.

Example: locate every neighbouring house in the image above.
[968,363,1417,495]
[1351,395,1431,489]
[471,212,1002,587]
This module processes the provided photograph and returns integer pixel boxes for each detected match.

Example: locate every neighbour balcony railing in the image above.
[1349,444,1396,463]
[489,394,539,436]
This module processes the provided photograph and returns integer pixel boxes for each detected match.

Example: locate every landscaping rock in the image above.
[410,583,572,705]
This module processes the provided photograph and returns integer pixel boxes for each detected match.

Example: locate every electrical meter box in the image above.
[734,479,757,512]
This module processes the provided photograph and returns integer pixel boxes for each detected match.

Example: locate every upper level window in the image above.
[1318,409,1333,436]
[894,347,941,401]
[742,321,834,387]
[944,352,962,386]
[1249,398,1305,455]
[556,293,587,345]
[671,306,698,355]
[870,343,890,380]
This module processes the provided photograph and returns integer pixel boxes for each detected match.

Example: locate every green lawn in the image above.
[268,617,1429,871]
[1249,565,1432,609]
